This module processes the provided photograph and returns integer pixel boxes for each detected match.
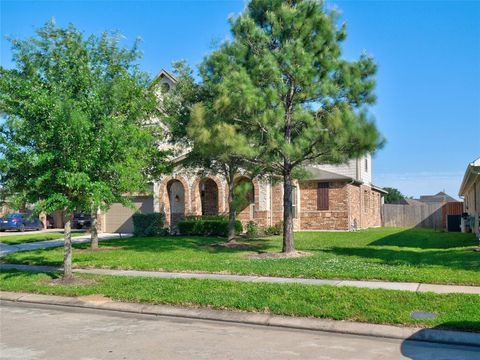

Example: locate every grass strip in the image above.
[3,228,479,285]
[1,269,479,332]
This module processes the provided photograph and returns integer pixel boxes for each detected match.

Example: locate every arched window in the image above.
[160,82,170,94]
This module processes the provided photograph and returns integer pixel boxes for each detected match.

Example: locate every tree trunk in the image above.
[90,206,99,250]
[227,182,236,242]
[282,170,295,253]
[63,214,73,280]
[282,97,295,253]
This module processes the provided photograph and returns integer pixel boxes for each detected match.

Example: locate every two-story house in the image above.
[99,70,386,233]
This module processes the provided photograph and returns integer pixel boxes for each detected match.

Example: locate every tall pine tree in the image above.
[203,0,384,253]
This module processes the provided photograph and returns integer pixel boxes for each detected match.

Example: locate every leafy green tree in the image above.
[203,0,384,253]
[163,63,256,241]
[187,104,256,241]
[0,21,164,278]
[383,187,405,204]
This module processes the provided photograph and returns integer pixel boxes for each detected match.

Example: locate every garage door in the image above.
[104,196,154,233]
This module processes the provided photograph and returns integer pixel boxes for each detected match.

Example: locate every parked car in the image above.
[72,213,91,230]
[0,213,43,232]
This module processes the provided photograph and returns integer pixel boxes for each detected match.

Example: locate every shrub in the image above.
[185,215,227,221]
[178,218,243,237]
[132,213,166,237]
[246,221,258,238]
[265,221,283,236]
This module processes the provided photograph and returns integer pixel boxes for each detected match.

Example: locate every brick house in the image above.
[100,70,386,233]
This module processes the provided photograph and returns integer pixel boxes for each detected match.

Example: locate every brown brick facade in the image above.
[156,175,383,231]
[298,181,349,230]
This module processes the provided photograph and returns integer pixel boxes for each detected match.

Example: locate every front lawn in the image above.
[0,231,86,245]
[3,228,479,285]
[1,269,479,332]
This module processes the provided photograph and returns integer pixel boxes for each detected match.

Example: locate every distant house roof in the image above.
[390,198,424,205]
[459,157,480,196]
[419,191,457,203]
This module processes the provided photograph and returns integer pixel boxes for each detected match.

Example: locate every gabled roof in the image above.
[150,68,177,88]
[459,157,480,196]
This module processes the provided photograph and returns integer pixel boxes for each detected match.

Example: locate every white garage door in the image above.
[104,196,154,233]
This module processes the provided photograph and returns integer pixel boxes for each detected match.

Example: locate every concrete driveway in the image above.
[0,229,85,236]
[0,233,131,256]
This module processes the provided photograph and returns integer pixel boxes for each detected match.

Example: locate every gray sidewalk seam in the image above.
[1,263,480,295]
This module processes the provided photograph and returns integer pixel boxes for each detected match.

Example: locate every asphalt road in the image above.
[0,302,478,360]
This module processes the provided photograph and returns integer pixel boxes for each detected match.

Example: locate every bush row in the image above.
[178,218,243,237]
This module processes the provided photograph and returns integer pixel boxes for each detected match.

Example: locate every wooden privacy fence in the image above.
[382,203,445,229]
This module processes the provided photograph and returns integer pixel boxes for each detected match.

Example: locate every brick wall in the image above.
[298,181,349,230]
[348,184,361,230]
[356,184,382,228]
[271,183,284,226]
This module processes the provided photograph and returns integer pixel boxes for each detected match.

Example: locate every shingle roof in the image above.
[420,191,457,203]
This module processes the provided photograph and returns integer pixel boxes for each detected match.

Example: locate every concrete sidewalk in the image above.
[1,291,479,348]
[0,233,132,256]
[2,263,480,295]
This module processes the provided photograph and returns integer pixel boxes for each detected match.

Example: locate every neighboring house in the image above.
[99,69,386,233]
[390,198,424,205]
[419,191,457,204]
[459,157,480,235]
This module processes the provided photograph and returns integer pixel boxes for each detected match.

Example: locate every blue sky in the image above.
[1,0,479,199]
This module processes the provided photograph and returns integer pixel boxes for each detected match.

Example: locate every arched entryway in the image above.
[167,179,185,230]
[200,178,219,216]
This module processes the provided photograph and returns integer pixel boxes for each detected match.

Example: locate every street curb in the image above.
[1,291,479,347]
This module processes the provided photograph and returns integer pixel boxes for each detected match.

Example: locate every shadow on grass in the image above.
[0,268,60,281]
[369,228,478,249]
[81,236,276,255]
[325,246,479,272]
[400,323,480,359]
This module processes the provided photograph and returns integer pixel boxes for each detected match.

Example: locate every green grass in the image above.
[3,228,479,285]
[1,269,479,332]
[0,231,86,245]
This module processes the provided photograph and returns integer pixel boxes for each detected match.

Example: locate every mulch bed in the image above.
[210,241,259,250]
[248,250,312,260]
[41,277,97,286]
